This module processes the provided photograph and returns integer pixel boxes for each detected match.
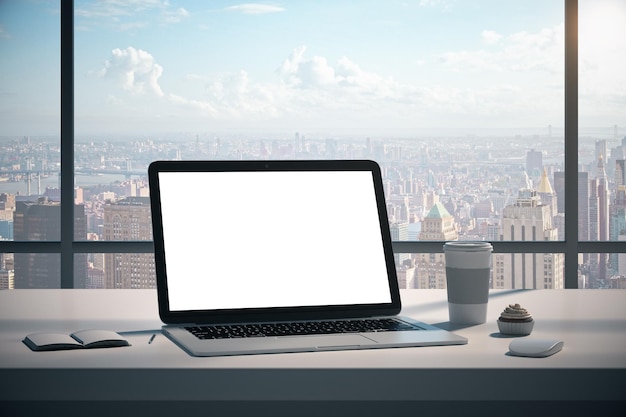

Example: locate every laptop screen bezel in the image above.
[148,159,402,324]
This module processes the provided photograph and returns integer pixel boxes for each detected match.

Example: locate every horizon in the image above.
[0,125,624,144]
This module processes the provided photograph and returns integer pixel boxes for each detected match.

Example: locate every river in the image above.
[0,174,142,196]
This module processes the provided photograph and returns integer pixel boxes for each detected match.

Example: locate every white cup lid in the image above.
[443,241,492,252]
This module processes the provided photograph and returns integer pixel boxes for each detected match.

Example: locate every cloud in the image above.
[439,23,564,73]
[194,44,563,127]
[117,22,148,32]
[278,46,336,87]
[96,40,566,131]
[168,93,219,117]
[76,0,170,18]
[202,70,283,119]
[506,25,564,72]
[278,45,398,96]
[161,7,190,23]
[439,50,504,72]
[76,0,189,30]
[99,47,164,96]
[98,47,283,120]
[224,4,286,15]
[482,30,502,45]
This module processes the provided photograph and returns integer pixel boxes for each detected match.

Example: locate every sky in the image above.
[0,0,624,137]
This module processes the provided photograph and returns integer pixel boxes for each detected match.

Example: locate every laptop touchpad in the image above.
[313,334,375,350]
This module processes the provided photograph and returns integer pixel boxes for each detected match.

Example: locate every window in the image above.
[1,0,624,289]
[578,0,626,288]
[0,0,61,288]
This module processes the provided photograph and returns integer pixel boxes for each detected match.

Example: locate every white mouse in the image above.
[508,338,564,358]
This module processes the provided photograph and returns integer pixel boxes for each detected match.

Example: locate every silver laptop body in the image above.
[148,160,467,356]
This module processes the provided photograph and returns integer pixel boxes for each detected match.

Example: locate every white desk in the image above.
[1,289,625,416]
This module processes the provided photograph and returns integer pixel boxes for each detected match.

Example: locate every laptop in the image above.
[148,159,467,356]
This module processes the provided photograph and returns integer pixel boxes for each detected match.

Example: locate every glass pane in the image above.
[579,0,626,287]
[578,253,626,289]
[579,0,626,243]
[85,253,156,289]
[493,252,565,289]
[0,1,61,241]
[398,252,564,290]
[4,252,86,289]
[397,252,448,290]
[8,253,61,289]
[74,1,564,243]
[0,253,15,290]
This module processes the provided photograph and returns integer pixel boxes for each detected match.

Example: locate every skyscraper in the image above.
[497,189,564,289]
[103,197,155,289]
[609,187,626,276]
[616,159,626,188]
[526,149,543,178]
[416,202,458,289]
[553,171,565,214]
[537,168,557,218]
[0,252,14,290]
[578,171,590,241]
[587,176,601,285]
[13,197,86,288]
[390,221,410,268]
[594,139,607,178]
[597,156,610,283]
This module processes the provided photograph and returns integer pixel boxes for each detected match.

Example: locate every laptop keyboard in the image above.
[185,318,424,340]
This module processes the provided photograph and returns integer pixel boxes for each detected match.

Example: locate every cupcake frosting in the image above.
[499,303,532,321]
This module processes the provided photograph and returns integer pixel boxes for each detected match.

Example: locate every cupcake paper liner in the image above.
[497,319,534,336]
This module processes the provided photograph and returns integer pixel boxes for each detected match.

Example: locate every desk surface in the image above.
[1,289,625,404]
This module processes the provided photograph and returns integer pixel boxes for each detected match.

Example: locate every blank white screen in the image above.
[158,170,392,311]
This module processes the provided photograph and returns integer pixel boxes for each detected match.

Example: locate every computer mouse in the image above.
[508,338,564,358]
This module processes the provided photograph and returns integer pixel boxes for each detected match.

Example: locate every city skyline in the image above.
[1,1,625,137]
[2,132,626,289]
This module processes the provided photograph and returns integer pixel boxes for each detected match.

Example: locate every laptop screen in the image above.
[149,160,400,323]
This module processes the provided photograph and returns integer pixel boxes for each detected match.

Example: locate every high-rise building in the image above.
[578,171,590,241]
[537,168,557,218]
[496,189,564,289]
[597,157,610,282]
[396,262,417,290]
[526,149,543,178]
[13,197,86,288]
[610,187,626,276]
[390,222,410,268]
[553,213,566,241]
[619,234,626,278]
[0,252,14,290]
[589,178,599,242]
[594,139,607,177]
[587,176,601,284]
[415,202,458,289]
[389,196,410,223]
[553,171,565,214]
[609,145,625,179]
[0,220,12,240]
[616,160,626,188]
[0,193,16,219]
[103,197,155,289]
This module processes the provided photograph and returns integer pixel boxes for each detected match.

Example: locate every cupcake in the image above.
[497,303,534,336]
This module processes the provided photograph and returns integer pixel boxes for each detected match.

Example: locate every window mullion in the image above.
[60,0,74,288]
[564,0,579,288]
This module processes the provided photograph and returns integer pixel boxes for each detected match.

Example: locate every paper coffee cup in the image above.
[444,242,492,325]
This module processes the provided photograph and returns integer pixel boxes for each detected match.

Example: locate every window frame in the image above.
[2,0,625,289]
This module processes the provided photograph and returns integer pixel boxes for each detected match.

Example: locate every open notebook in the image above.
[148,159,466,356]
